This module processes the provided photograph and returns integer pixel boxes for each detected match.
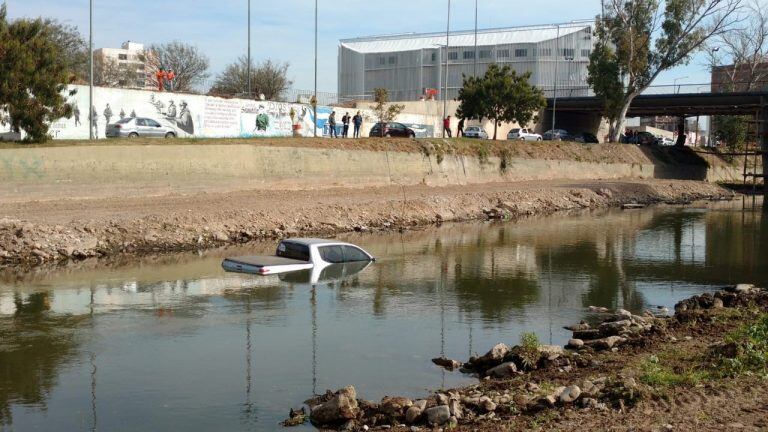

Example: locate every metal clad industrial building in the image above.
[339,21,595,102]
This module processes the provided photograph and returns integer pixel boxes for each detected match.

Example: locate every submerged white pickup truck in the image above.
[222,238,375,275]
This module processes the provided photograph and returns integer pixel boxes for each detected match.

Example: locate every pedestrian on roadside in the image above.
[328,111,338,138]
[342,112,350,138]
[353,111,363,138]
[443,116,452,138]
[156,68,167,92]
[457,117,465,137]
[165,69,175,91]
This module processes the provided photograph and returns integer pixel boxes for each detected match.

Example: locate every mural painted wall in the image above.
[1,85,437,140]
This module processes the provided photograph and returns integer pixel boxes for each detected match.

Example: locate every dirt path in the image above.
[0,178,732,266]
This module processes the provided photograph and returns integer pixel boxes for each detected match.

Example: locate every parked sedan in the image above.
[574,132,599,144]
[635,131,658,145]
[369,122,416,138]
[507,128,542,141]
[463,125,488,139]
[106,117,177,138]
[542,129,573,141]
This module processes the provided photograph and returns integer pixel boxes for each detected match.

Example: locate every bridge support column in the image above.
[675,116,687,147]
[761,97,768,197]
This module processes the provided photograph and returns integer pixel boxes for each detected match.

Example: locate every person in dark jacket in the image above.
[328,111,338,138]
[352,111,363,138]
[342,112,350,138]
[457,118,465,137]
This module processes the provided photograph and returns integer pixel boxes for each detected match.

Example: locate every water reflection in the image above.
[1,199,767,430]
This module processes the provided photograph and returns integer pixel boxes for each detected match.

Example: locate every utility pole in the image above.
[551,24,560,135]
[89,0,94,140]
[247,0,251,97]
[443,0,451,138]
[313,0,318,138]
[473,0,478,78]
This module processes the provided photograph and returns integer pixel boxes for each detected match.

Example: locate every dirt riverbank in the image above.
[294,286,768,432]
[0,178,732,267]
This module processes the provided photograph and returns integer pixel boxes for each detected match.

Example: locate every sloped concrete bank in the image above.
[0,140,742,202]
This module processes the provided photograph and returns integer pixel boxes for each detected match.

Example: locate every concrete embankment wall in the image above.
[0,143,743,202]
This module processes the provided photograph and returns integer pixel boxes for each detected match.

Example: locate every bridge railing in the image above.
[546,81,768,98]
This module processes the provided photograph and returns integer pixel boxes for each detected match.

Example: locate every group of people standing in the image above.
[327,111,364,138]
[442,116,465,138]
[155,68,176,92]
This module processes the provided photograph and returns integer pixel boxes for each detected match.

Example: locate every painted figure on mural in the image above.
[119,108,126,119]
[167,100,177,119]
[130,110,137,118]
[104,104,113,126]
[73,103,81,127]
[89,105,98,137]
[255,105,269,132]
[177,101,194,135]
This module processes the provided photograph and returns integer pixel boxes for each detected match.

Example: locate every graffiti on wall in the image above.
[2,85,439,140]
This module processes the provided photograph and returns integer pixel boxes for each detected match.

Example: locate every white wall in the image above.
[0,85,440,141]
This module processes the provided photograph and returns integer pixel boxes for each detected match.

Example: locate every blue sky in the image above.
[7,0,712,93]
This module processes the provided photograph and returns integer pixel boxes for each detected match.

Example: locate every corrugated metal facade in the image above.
[339,21,595,101]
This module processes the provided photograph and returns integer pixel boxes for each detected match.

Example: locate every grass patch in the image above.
[639,355,708,387]
[715,313,768,378]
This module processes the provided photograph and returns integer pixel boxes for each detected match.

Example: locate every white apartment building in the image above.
[94,41,153,89]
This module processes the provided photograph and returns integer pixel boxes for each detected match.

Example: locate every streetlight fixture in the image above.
[673,76,689,94]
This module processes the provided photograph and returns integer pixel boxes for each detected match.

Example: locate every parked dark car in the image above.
[369,122,416,138]
[542,129,573,141]
[574,132,599,144]
[635,131,658,145]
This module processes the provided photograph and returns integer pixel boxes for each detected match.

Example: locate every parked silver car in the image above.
[463,125,488,139]
[507,127,542,141]
[106,117,177,138]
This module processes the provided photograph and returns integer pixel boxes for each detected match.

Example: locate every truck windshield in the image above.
[276,242,310,261]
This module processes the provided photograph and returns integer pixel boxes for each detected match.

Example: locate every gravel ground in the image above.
[0,178,732,267]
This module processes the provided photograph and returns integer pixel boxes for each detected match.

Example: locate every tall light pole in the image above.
[443,0,451,138]
[247,0,251,97]
[551,24,560,135]
[313,0,318,137]
[673,76,689,94]
[473,0,478,78]
[89,0,93,140]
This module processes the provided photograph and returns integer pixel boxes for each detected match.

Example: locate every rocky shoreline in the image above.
[0,179,734,268]
[285,284,768,431]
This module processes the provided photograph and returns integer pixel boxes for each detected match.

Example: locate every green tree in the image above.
[0,3,74,142]
[457,64,545,140]
[714,115,749,151]
[209,57,292,100]
[590,0,743,143]
[41,18,88,83]
[369,88,405,137]
[587,35,625,141]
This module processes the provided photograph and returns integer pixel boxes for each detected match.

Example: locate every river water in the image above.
[1,198,766,431]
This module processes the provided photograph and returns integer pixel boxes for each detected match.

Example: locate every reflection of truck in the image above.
[222,238,375,276]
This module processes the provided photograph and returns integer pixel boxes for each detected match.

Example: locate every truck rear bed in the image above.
[222,255,313,275]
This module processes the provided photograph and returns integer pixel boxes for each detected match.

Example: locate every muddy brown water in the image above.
[1,198,766,431]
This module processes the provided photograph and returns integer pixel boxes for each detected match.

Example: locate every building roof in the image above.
[340,21,592,54]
